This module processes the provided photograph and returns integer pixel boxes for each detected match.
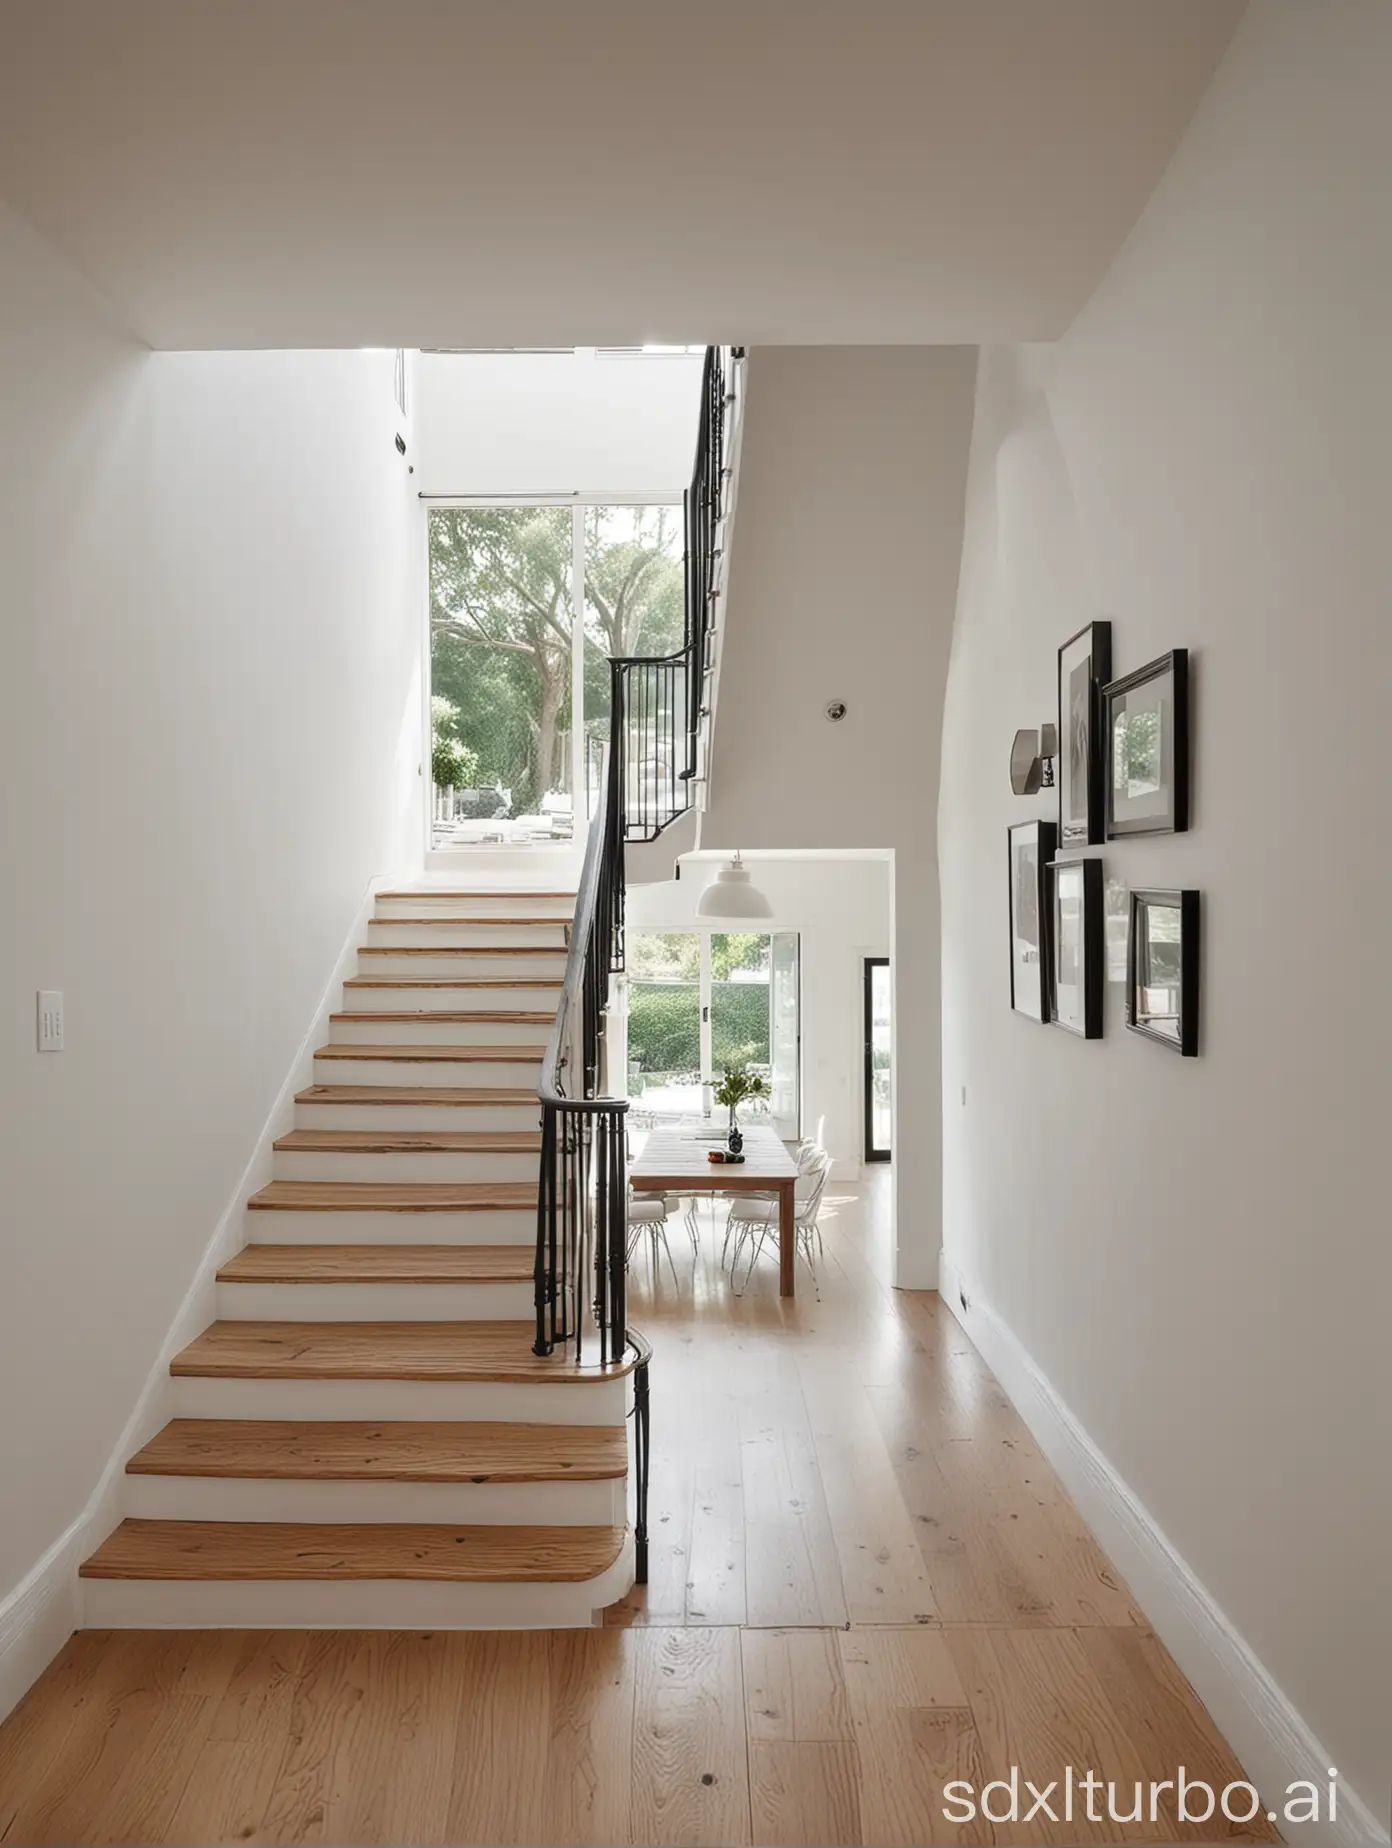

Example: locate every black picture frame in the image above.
[1057,620,1112,847]
[1047,855,1103,1039]
[1007,820,1057,1022]
[1103,649,1190,837]
[1127,889,1200,1056]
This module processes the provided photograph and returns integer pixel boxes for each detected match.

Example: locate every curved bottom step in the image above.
[79,1520,634,1629]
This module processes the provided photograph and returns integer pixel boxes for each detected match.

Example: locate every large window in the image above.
[625,929,800,1136]
[427,500,681,845]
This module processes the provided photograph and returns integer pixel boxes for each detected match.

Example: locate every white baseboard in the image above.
[0,1527,81,1732]
[938,1252,1387,1848]
[0,870,392,1728]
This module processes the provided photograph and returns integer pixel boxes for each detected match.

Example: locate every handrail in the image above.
[532,345,738,1588]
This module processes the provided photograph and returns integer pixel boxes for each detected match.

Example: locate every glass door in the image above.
[625,928,800,1135]
[625,932,705,1118]
[863,958,892,1161]
[768,932,801,1140]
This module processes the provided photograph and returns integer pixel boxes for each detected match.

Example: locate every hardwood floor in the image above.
[0,1172,1275,1845]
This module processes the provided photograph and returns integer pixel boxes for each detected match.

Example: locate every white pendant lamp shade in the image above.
[695,852,773,919]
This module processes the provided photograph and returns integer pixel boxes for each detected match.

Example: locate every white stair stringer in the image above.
[294,1097,540,1134]
[246,1207,536,1244]
[123,1472,626,1526]
[215,1281,537,1321]
[169,1374,629,1424]
[80,880,642,1632]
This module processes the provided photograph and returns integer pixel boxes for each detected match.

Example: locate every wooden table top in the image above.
[630,1122,797,1189]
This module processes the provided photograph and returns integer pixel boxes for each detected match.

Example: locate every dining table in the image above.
[629,1121,801,1297]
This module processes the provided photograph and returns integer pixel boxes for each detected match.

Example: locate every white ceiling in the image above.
[0,0,1243,350]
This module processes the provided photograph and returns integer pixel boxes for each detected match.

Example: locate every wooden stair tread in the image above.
[171,1321,638,1382]
[218,1243,534,1284]
[296,1084,538,1107]
[80,1519,625,1582]
[314,1042,546,1062]
[329,1010,555,1025]
[127,1419,627,1481]
[371,916,567,928]
[273,1129,543,1153]
[344,977,563,990]
[248,1180,537,1212]
[358,945,563,958]
[376,890,575,901]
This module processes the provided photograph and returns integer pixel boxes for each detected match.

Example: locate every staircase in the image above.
[79,885,642,1629]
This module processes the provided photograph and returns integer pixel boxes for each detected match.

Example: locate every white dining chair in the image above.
[727,1148,833,1296]
[721,1135,825,1267]
[626,1191,680,1286]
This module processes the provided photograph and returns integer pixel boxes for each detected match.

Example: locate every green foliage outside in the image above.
[626,931,769,984]
[627,981,770,1083]
[710,982,770,1070]
[430,696,481,792]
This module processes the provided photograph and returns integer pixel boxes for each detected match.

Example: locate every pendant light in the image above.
[694,851,773,919]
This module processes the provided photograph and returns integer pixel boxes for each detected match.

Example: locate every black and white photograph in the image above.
[1103,649,1190,836]
[1008,820,1057,1020]
[1127,888,1200,1055]
[1049,855,1103,1038]
[1056,620,1112,846]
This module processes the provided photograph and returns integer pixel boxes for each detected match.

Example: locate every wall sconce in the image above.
[1010,724,1058,795]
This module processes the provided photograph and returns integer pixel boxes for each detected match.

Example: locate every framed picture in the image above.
[1057,620,1112,847]
[1007,820,1056,1021]
[1103,650,1190,836]
[1048,856,1103,1038]
[1127,888,1200,1055]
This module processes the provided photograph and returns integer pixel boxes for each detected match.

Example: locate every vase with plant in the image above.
[712,1063,769,1154]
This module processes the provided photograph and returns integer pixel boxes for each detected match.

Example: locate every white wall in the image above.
[700,347,977,1284]
[939,2,1390,1831]
[0,207,421,1623]
[412,349,702,495]
[626,856,892,1175]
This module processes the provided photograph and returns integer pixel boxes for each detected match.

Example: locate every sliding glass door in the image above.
[427,498,681,845]
[626,928,800,1137]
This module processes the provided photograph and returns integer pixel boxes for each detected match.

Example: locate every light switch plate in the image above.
[37,990,63,1052]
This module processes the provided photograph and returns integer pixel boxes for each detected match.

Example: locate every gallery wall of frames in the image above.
[1007,620,1200,1056]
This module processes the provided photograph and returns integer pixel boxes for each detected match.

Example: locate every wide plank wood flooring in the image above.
[0,1174,1276,1845]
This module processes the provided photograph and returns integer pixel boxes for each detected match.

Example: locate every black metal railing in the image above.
[532,345,736,1589]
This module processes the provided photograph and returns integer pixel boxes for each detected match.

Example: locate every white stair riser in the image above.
[313,1054,542,1088]
[171,1377,630,1425]
[122,1474,625,1526]
[273,1148,539,1184]
[358,951,568,979]
[247,1207,537,1244]
[342,984,561,1014]
[295,1102,540,1134]
[366,921,568,949]
[216,1280,536,1321]
[81,1534,634,1631]
[329,1015,553,1046]
[375,894,574,921]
